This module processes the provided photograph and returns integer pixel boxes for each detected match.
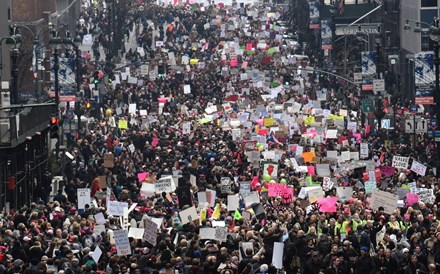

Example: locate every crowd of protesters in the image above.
[2,0,440,273]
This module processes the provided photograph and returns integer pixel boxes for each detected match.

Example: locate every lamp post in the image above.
[49,27,73,157]
[429,18,440,177]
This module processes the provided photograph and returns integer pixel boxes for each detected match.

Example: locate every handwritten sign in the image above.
[107,201,128,216]
[411,160,427,176]
[155,176,176,193]
[143,217,158,246]
[103,153,114,168]
[77,188,91,210]
[369,189,399,214]
[113,230,131,256]
[392,156,409,170]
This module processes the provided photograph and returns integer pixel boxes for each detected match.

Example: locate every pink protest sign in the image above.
[246,43,253,50]
[268,183,286,197]
[151,137,159,147]
[317,197,338,213]
[281,187,294,204]
[307,166,315,176]
[406,193,419,206]
[137,172,149,183]
[379,166,395,177]
[230,60,238,67]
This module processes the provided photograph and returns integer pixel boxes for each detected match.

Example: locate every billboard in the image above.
[309,1,320,29]
[414,52,435,105]
[361,51,376,91]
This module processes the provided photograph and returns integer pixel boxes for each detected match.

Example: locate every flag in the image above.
[200,209,207,225]
[234,209,242,220]
[212,203,221,219]
[267,131,281,145]
[250,176,259,189]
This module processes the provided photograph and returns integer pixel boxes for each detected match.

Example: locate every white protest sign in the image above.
[107,201,128,217]
[215,227,228,242]
[199,227,216,240]
[243,191,260,207]
[113,230,131,256]
[179,206,199,224]
[92,246,102,263]
[336,187,353,202]
[184,84,191,94]
[143,217,158,246]
[182,122,191,135]
[227,195,240,212]
[128,228,145,239]
[272,242,284,269]
[360,143,369,159]
[369,189,399,214]
[95,213,106,225]
[392,156,409,170]
[411,160,427,176]
[128,104,137,114]
[77,188,91,210]
[322,177,334,191]
[155,176,176,193]
[140,183,155,197]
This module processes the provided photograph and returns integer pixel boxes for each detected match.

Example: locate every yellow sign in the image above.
[263,118,274,127]
[118,120,128,129]
[190,59,199,65]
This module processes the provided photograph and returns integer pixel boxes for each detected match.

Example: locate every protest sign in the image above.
[268,183,286,197]
[243,191,260,207]
[392,156,409,170]
[227,195,239,211]
[317,197,338,213]
[143,217,158,246]
[103,153,114,168]
[406,193,419,206]
[77,188,91,210]
[155,176,176,193]
[369,189,399,214]
[107,201,128,216]
[272,242,284,269]
[128,228,145,239]
[221,177,232,194]
[336,187,353,202]
[240,181,251,194]
[92,246,102,263]
[179,206,199,224]
[411,160,427,176]
[360,143,369,159]
[113,230,131,256]
[417,188,435,204]
[364,181,377,194]
[263,162,278,178]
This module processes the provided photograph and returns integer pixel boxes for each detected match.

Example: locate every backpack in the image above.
[317,235,332,255]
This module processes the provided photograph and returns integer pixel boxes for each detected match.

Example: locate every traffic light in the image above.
[50,116,59,139]
[93,71,100,84]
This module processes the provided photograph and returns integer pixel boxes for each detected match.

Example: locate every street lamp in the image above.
[429,18,440,177]
[48,27,73,157]
[0,36,19,105]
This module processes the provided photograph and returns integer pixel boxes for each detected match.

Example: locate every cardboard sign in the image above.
[369,189,399,214]
[103,153,114,168]
[98,176,107,189]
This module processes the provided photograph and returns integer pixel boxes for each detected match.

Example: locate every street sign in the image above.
[373,79,385,92]
[362,99,374,113]
[405,118,428,134]
[335,24,381,36]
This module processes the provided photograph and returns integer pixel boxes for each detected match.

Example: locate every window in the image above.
[421,0,437,7]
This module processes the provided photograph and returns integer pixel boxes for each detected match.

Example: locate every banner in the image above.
[50,57,77,89]
[361,51,376,91]
[309,1,320,29]
[415,52,435,86]
[361,51,377,75]
[321,20,333,50]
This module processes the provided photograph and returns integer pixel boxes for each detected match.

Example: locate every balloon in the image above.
[258,146,264,151]
[256,143,261,147]
[263,174,271,182]
[269,180,276,184]
[280,179,287,184]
